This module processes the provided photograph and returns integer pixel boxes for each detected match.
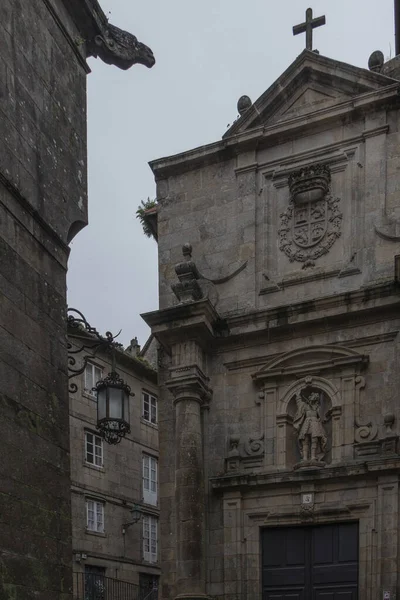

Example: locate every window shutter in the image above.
[85,365,93,391]
[150,518,158,563]
[143,456,157,505]
[143,516,151,562]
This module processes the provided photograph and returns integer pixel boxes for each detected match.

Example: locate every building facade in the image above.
[68,330,160,599]
[144,47,400,600]
[0,1,153,598]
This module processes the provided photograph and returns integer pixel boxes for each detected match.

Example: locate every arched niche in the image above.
[279,377,339,469]
[252,345,368,469]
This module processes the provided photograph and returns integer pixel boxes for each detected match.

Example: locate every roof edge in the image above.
[149,83,400,181]
[223,50,399,139]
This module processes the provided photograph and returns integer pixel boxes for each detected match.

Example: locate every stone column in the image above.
[167,346,211,600]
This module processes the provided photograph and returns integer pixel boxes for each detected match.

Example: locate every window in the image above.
[142,391,157,425]
[85,431,103,468]
[143,455,158,506]
[86,499,104,533]
[84,363,102,397]
[143,515,158,563]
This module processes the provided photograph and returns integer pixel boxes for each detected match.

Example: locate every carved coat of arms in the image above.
[278,164,342,267]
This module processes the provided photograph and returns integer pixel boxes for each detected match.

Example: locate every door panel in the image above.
[265,592,304,600]
[262,523,358,600]
[315,590,356,600]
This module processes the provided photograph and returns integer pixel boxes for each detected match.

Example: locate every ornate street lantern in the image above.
[122,504,143,535]
[95,371,131,444]
[67,308,134,445]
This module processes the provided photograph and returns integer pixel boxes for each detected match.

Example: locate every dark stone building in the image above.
[0,1,153,598]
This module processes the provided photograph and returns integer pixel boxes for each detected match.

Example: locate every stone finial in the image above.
[368,50,384,73]
[171,244,203,303]
[384,413,395,435]
[237,95,252,116]
[182,243,192,258]
[88,23,155,70]
[126,337,141,356]
[228,434,240,457]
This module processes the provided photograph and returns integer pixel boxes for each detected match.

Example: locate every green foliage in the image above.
[136,198,157,239]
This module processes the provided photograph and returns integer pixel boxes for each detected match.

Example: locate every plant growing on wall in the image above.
[136,198,158,240]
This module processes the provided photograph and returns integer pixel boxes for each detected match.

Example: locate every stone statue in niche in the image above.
[293,389,328,466]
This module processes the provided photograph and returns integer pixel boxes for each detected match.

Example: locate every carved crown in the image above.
[288,164,331,203]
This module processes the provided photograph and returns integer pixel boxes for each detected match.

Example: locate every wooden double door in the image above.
[262,522,358,599]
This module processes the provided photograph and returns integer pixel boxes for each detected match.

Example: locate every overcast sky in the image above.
[66,0,395,347]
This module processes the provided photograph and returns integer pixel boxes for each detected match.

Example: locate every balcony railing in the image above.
[74,573,156,600]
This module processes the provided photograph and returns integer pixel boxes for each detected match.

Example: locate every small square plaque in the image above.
[383,592,390,600]
[302,493,314,505]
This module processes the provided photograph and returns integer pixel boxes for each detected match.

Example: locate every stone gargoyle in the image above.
[88,23,155,70]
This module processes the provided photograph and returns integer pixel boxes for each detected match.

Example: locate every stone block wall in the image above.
[148,51,400,600]
[0,0,88,597]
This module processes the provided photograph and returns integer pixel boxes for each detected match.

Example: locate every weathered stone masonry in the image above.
[145,48,400,600]
[0,2,153,598]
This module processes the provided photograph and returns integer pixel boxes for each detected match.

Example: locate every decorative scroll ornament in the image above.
[67,308,122,394]
[278,164,342,268]
[225,433,264,472]
[354,419,378,444]
[354,375,378,444]
[67,309,132,446]
[243,434,264,457]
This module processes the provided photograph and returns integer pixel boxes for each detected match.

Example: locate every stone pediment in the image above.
[252,345,369,383]
[224,50,397,138]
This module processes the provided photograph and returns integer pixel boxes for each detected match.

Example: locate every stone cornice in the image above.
[247,501,371,523]
[72,546,161,570]
[142,284,400,354]
[252,352,368,384]
[225,50,398,138]
[225,281,400,333]
[43,0,90,73]
[71,482,160,516]
[141,299,224,351]
[210,457,400,492]
[0,168,70,265]
[149,86,399,180]
[68,329,158,384]
[223,331,398,371]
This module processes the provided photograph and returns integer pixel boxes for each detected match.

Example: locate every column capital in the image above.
[166,365,212,405]
[141,299,223,352]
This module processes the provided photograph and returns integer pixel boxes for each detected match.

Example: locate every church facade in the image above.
[145,48,400,599]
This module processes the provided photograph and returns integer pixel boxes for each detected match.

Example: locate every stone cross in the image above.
[293,8,326,51]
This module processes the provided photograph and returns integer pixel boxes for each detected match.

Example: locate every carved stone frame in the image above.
[242,499,374,600]
[252,345,369,469]
[258,144,362,295]
[218,472,400,600]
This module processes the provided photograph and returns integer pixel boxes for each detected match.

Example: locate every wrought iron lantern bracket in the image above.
[122,504,143,534]
[67,308,133,445]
